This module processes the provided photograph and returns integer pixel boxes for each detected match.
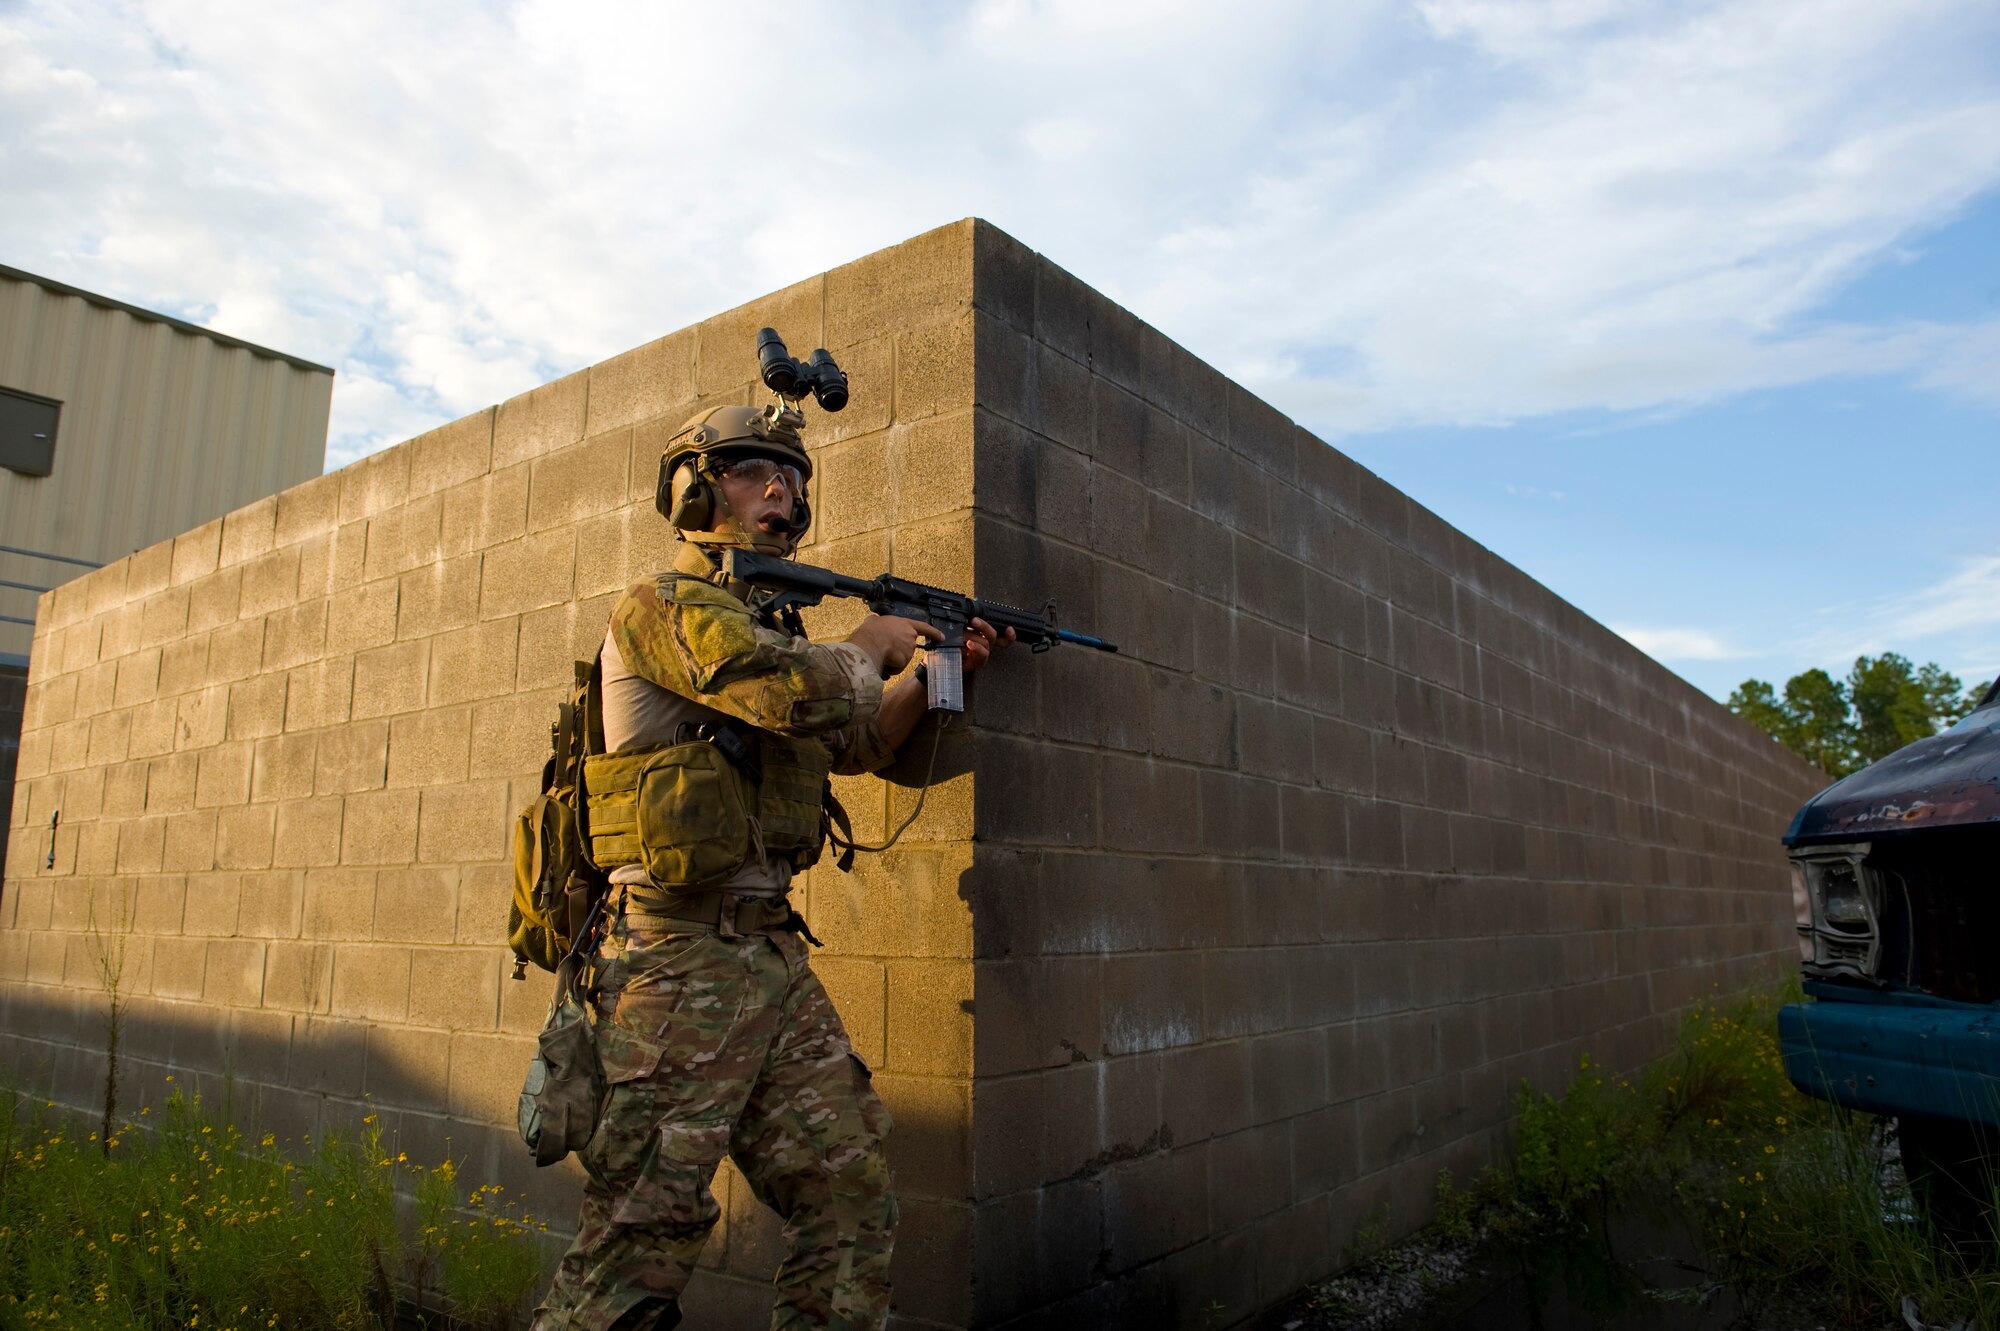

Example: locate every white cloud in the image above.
[1613,626,1741,661]
[0,0,1996,469]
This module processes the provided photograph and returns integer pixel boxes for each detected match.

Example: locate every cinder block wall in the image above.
[2,219,1825,1330]
[953,229,1826,1326]
[1,221,989,1328]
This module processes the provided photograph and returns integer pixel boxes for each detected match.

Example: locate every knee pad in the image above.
[608,1297,681,1331]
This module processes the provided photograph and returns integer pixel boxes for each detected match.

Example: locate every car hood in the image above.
[1785,706,2000,845]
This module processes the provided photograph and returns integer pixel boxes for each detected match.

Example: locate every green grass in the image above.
[0,1085,544,1331]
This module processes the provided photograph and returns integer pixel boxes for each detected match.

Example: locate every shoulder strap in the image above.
[574,657,605,757]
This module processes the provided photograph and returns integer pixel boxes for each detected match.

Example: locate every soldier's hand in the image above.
[962,618,1015,678]
[847,614,943,678]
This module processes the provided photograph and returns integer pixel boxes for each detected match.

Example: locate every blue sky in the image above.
[2,0,1995,702]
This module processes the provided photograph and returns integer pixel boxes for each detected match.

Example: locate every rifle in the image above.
[721,548,1117,712]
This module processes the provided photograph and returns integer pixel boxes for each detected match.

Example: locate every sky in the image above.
[3,0,1996,703]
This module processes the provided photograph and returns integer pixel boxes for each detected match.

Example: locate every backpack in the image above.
[507,659,610,979]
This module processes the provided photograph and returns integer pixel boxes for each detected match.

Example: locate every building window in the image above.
[0,388,60,476]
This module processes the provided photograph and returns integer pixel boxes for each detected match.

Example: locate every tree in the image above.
[1847,653,1972,767]
[1729,655,1983,777]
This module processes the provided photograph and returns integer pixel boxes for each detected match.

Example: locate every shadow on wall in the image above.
[0,979,976,1323]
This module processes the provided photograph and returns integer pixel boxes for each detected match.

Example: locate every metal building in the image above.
[0,262,332,870]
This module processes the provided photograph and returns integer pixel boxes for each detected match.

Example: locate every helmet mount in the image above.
[657,330,847,556]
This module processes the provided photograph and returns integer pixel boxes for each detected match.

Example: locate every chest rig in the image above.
[579,574,843,892]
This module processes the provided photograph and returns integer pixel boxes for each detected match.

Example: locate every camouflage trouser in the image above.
[533,913,896,1331]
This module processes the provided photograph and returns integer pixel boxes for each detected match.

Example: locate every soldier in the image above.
[533,402,1010,1331]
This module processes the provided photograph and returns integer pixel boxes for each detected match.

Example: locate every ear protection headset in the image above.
[655,407,813,545]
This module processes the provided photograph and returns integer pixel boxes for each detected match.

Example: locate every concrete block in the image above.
[351,640,428,719]
[239,546,301,619]
[330,943,411,1022]
[219,495,278,567]
[338,442,411,526]
[454,863,513,947]
[277,659,348,735]
[1032,343,1092,455]
[885,958,973,1078]
[408,408,495,497]
[193,741,253,808]
[897,312,976,424]
[826,219,972,349]
[339,791,419,866]
[274,470,343,547]
[326,579,400,656]
[236,871,303,938]
[250,732,316,802]
[170,518,224,586]
[112,814,165,873]
[292,1014,367,1092]
[586,327,695,437]
[203,938,267,1007]
[75,660,117,718]
[479,529,574,621]
[1148,671,1234,765]
[216,804,276,869]
[447,1030,534,1125]
[225,673,287,741]
[494,370,587,470]
[1090,377,1148,480]
[361,494,443,583]
[695,274,824,398]
[408,944,500,1030]
[528,431,631,532]
[161,809,218,873]
[150,935,206,1000]
[813,432,892,544]
[260,601,326,673]
[144,751,197,814]
[157,635,209,698]
[427,618,519,706]
[274,797,343,868]
[264,940,334,1013]
[60,617,103,674]
[1101,755,1201,856]
[372,865,459,943]
[469,692,558,779]
[365,1022,450,1113]
[441,462,531,559]
[416,781,509,864]
[386,708,472,787]
[114,648,161,707]
[1100,952,1203,1055]
[86,709,132,767]
[389,558,477,648]
[888,415,977,527]
[315,719,389,794]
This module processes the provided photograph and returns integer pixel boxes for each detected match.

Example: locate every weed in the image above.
[0,1088,545,1329]
[1388,984,2000,1328]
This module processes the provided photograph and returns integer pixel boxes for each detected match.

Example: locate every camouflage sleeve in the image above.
[827,702,899,776]
[608,576,883,736]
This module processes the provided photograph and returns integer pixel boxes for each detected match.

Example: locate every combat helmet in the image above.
[656,403,814,554]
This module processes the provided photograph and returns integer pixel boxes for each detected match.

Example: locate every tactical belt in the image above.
[624,890,822,945]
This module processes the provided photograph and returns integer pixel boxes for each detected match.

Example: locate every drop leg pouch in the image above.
[520,954,604,1166]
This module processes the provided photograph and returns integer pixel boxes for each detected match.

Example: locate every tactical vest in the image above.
[580,574,836,892]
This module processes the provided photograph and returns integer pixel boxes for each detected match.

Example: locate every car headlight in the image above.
[1790,843,1880,978]
[1790,861,1812,961]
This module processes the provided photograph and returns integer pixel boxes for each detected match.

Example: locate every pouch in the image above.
[518,955,604,1167]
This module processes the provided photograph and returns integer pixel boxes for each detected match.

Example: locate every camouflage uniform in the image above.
[535,543,898,1331]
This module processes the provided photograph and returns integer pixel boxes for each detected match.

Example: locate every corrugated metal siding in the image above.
[0,274,332,658]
